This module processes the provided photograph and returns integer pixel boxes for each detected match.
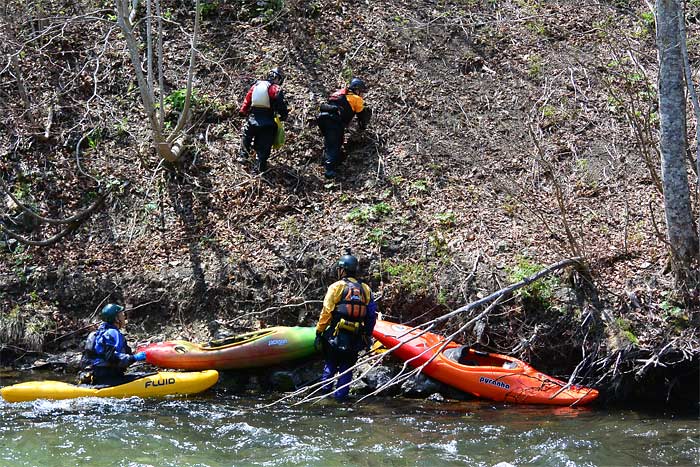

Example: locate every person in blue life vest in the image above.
[79,303,146,386]
[317,77,372,179]
[238,67,289,173]
[315,250,377,401]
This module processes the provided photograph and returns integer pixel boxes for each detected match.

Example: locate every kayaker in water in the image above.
[78,303,146,386]
[315,250,377,401]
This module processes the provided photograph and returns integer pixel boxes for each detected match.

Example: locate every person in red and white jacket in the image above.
[238,67,289,172]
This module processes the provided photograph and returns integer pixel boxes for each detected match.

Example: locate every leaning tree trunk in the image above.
[655,0,699,278]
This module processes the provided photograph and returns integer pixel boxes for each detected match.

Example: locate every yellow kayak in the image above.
[0,370,219,403]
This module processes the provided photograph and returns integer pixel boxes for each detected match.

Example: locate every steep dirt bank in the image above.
[1,0,698,408]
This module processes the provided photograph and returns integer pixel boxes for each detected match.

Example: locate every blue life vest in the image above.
[81,322,131,369]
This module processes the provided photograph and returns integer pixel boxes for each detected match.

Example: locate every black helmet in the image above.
[100,303,124,323]
[268,67,284,85]
[337,250,359,275]
[348,77,366,93]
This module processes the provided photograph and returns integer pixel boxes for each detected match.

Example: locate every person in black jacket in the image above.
[317,77,371,179]
[238,67,289,173]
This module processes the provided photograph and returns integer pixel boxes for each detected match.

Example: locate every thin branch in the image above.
[230,300,323,320]
[528,122,582,258]
[75,130,100,183]
[146,0,154,97]
[0,182,120,246]
[1,220,81,246]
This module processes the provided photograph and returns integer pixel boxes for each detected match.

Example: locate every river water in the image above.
[1,375,698,467]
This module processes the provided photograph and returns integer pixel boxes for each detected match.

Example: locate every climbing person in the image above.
[79,303,146,386]
[315,249,377,401]
[238,67,289,173]
[317,77,372,179]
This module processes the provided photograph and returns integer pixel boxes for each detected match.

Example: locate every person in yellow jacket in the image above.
[316,77,372,179]
[315,250,377,401]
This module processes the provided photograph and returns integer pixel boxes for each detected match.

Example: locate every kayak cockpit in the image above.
[444,346,520,369]
[203,329,277,349]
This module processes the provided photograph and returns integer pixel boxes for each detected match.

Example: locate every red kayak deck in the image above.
[137,326,317,370]
[372,320,598,406]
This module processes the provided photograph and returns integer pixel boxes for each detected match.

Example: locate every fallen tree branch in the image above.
[635,340,675,378]
[0,184,118,246]
[0,179,116,226]
[1,222,82,246]
[422,256,583,327]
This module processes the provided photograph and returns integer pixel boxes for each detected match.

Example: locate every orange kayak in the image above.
[372,320,599,406]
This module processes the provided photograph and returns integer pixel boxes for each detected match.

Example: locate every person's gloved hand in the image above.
[133,351,147,362]
[314,332,323,352]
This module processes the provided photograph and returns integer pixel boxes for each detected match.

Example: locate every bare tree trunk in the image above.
[115,0,163,144]
[155,0,165,130]
[114,0,200,163]
[1,7,34,123]
[167,0,200,142]
[677,3,700,247]
[655,0,699,276]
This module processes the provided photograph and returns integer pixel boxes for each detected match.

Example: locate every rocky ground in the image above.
[0,0,698,408]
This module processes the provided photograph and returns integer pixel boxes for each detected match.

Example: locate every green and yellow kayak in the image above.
[0,370,219,403]
[137,326,318,370]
